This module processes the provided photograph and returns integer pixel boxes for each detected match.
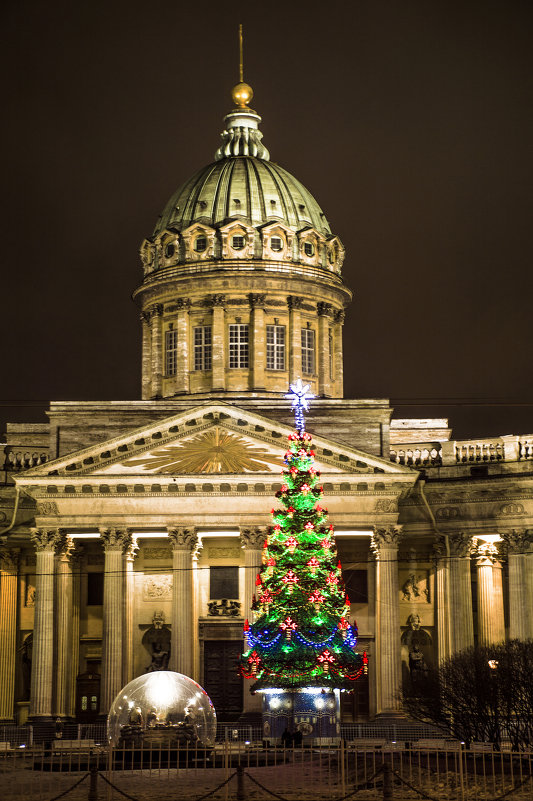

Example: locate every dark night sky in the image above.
[2,0,532,441]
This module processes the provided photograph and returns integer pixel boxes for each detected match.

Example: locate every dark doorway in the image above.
[340,674,369,722]
[203,640,243,720]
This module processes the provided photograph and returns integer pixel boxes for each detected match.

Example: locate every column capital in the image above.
[473,539,499,566]
[501,528,533,554]
[30,527,67,553]
[333,309,345,324]
[371,525,403,555]
[287,295,304,310]
[99,527,133,552]
[167,526,198,551]
[0,549,19,572]
[150,303,164,317]
[248,293,266,308]
[206,293,226,308]
[317,301,333,317]
[447,531,475,557]
[240,526,266,550]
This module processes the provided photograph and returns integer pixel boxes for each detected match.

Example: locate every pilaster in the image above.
[433,539,450,663]
[240,526,266,715]
[371,526,403,717]
[123,538,138,687]
[317,303,333,397]
[140,311,152,400]
[175,302,190,394]
[501,529,533,640]
[168,526,198,678]
[249,294,266,390]
[447,533,474,653]
[0,550,19,722]
[287,296,303,384]
[150,304,164,398]
[54,537,75,718]
[333,309,345,397]
[211,298,226,391]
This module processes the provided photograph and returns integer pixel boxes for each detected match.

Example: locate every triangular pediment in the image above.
[17,403,415,481]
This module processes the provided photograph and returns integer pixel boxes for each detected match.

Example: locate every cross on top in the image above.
[285,378,314,432]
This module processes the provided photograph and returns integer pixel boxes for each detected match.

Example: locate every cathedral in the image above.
[1,77,532,729]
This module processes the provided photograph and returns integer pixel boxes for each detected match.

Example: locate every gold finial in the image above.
[231,23,253,108]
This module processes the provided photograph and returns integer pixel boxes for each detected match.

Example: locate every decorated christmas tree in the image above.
[240,381,367,709]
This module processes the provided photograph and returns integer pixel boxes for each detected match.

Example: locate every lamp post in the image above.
[488,659,500,750]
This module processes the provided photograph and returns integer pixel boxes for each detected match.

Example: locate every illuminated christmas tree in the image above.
[240,380,367,738]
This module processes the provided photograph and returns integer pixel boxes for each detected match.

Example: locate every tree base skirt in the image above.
[261,688,340,742]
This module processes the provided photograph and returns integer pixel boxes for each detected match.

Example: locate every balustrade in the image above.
[391,434,533,467]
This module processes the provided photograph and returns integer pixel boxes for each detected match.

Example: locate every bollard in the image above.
[88,761,98,801]
[382,761,393,800]
[236,764,245,801]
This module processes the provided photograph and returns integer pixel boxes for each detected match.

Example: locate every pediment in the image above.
[17,403,415,481]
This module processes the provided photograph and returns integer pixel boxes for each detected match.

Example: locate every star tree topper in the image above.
[285,379,314,432]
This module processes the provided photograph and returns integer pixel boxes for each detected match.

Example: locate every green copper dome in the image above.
[153,156,332,238]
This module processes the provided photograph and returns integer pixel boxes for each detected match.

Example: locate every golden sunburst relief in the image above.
[121,427,281,474]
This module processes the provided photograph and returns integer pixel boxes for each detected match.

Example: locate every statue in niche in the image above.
[409,641,429,680]
[407,613,421,630]
[142,610,171,672]
[20,633,33,701]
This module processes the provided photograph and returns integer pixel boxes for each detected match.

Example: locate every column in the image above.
[492,557,505,644]
[448,533,474,653]
[502,529,533,640]
[151,304,163,398]
[168,527,197,677]
[317,303,332,397]
[140,311,152,400]
[434,539,450,663]
[249,295,266,390]
[372,526,403,717]
[0,550,19,721]
[287,296,303,384]
[123,539,138,687]
[100,528,132,713]
[475,541,504,645]
[54,538,74,718]
[30,528,66,719]
[175,302,190,394]
[240,527,265,715]
[333,310,345,397]
[211,298,226,391]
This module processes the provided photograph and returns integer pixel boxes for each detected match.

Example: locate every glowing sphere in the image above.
[231,82,254,107]
[107,671,216,747]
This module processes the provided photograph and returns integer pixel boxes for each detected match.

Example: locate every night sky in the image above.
[2,1,532,442]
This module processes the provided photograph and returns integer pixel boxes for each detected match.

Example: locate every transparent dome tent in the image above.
[107,671,217,747]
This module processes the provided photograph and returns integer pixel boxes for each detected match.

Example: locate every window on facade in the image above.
[165,243,175,258]
[304,242,315,257]
[270,236,283,252]
[229,324,249,368]
[194,325,212,371]
[342,569,368,603]
[232,235,245,250]
[90,695,98,711]
[87,572,104,605]
[194,235,207,253]
[81,695,88,711]
[301,328,315,375]
[266,324,285,370]
[165,329,178,376]
[210,566,239,599]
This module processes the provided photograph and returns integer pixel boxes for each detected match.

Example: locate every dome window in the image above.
[165,243,175,259]
[194,236,207,253]
[304,242,315,257]
[232,235,245,250]
[328,248,335,265]
[270,237,283,252]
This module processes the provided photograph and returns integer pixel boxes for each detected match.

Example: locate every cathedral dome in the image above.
[139,103,344,277]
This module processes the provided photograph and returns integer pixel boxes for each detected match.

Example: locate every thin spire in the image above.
[239,24,244,84]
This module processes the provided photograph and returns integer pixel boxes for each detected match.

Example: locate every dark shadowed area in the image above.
[2,0,532,439]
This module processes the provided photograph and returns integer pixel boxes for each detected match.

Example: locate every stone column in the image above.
[434,539,450,663]
[249,295,266,390]
[0,550,19,722]
[492,557,505,644]
[54,538,74,718]
[287,296,303,384]
[30,528,66,719]
[168,527,197,677]
[151,304,164,398]
[501,529,533,640]
[211,298,226,391]
[448,533,474,653]
[475,541,504,645]
[140,311,152,400]
[240,526,265,715]
[100,528,132,714]
[317,303,333,397]
[123,539,138,687]
[67,548,83,719]
[371,526,403,717]
[175,302,190,394]
[333,310,345,397]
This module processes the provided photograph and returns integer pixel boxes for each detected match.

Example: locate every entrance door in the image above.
[340,675,369,721]
[203,641,243,720]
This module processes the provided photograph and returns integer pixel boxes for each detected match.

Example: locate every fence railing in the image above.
[0,741,531,801]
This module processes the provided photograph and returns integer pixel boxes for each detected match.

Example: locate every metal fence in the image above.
[0,741,531,801]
